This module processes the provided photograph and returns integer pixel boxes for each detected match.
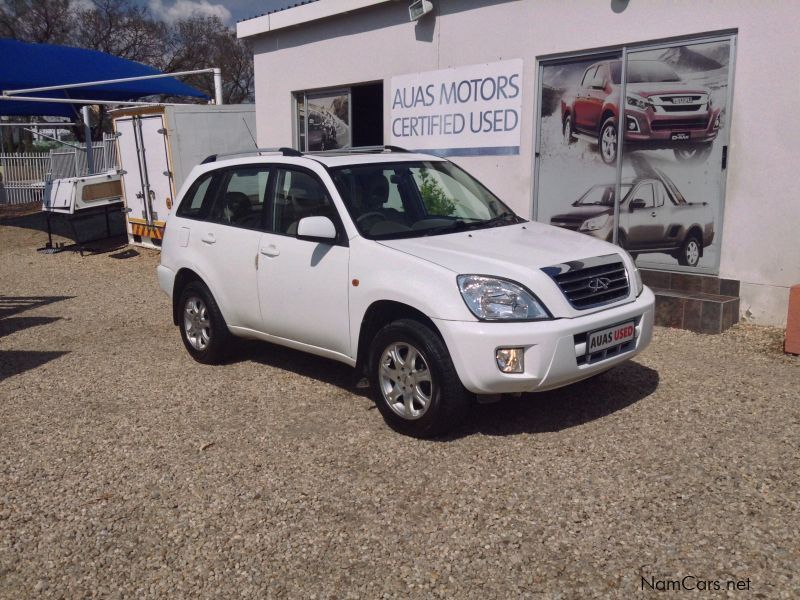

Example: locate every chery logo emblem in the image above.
[587,277,611,292]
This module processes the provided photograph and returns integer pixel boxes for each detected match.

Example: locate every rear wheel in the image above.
[563,114,576,144]
[677,233,702,267]
[369,319,469,438]
[178,281,231,364]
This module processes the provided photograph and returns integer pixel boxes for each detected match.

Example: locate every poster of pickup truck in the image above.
[536,37,732,273]
[549,157,714,267]
[560,58,722,164]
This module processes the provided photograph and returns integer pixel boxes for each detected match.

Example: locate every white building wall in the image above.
[245,0,800,326]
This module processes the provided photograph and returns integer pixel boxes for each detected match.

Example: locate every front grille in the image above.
[651,117,710,131]
[542,255,630,310]
[661,104,702,112]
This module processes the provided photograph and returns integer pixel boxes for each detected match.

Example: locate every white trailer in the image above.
[112,104,257,248]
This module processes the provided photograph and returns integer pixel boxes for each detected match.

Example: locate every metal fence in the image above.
[0,152,49,205]
[0,135,118,205]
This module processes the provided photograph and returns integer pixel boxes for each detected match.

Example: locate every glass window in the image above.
[581,66,598,87]
[330,161,520,239]
[271,169,335,235]
[176,173,216,219]
[210,167,270,229]
[631,183,655,209]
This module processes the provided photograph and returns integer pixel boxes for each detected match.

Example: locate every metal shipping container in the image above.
[112,104,257,249]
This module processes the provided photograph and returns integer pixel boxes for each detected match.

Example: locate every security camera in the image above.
[409,0,433,21]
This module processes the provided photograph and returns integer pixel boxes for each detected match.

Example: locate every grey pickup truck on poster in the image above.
[550,157,714,267]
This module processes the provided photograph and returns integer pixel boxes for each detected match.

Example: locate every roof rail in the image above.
[305,145,410,156]
[200,145,411,164]
[201,146,302,164]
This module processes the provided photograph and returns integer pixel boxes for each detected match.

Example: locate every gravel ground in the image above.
[1,206,798,598]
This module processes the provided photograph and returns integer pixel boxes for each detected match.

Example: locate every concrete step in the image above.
[641,269,740,334]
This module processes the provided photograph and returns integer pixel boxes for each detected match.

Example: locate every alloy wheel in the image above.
[378,342,433,420]
[184,296,211,351]
[685,240,700,266]
[601,125,617,162]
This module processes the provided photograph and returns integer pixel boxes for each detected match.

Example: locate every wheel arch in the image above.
[355,300,444,375]
[685,225,704,255]
[599,108,617,133]
[172,267,204,325]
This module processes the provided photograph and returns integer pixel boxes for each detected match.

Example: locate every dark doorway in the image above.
[351,82,383,147]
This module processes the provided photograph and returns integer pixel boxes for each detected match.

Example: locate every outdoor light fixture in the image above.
[409,0,433,21]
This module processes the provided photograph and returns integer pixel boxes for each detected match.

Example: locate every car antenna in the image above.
[242,117,261,156]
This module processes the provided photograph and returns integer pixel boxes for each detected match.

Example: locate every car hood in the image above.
[551,206,612,220]
[376,222,622,276]
[627,82,709,97]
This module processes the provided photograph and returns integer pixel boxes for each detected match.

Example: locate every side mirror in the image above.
[297,215,337,243]
[629,199,646,213]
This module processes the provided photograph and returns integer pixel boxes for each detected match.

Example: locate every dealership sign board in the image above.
[389,59,523,156]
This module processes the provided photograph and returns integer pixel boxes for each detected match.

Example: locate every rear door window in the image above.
[209,167,271,230]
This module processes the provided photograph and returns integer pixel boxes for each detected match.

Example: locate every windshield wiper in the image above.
[470,211,520,229]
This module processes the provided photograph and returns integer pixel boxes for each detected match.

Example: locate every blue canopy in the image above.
[0,38,208,117]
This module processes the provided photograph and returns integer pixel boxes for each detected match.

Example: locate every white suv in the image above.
[158,147,654,437]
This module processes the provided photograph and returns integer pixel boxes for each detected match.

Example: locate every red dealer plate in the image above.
[587,321,635,354]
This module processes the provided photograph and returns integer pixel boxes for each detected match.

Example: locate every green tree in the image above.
[419,168,455,217]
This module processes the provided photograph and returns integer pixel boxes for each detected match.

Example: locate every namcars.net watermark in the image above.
[642,575,752,592]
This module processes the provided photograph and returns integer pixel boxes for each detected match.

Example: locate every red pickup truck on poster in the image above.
[561,59,721,164]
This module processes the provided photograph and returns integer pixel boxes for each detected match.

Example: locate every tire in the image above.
[563,114,575,145]
[673,143,712,163]
[677,233,702,267]
[369,318,469,438]
[178,280,231,364]
[599,117,618,165]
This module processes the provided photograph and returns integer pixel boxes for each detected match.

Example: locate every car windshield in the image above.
[574,184,632,206]
[329,160,522,239]
[610,60,681,84]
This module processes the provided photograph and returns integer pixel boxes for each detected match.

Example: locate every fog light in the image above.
[626,116,639,132]
[714,115,721,129]
[496,347,524,373]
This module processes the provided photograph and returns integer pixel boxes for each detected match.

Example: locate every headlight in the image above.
[626,94,650,110]
[580,213,611,232]
[457,275,550,321]
[633,266,643,296]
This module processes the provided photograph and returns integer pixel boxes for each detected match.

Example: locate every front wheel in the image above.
[369,319,469,438]
[677,234,702,267]
[599,117,618,164]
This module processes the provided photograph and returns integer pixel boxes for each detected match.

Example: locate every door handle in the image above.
[201,233,216,244]
[260,244,280,257]
[650,212,657,217]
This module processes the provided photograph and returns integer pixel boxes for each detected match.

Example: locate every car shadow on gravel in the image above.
[230,340,659,438]
[455,361,660,438]
[228,340,370,395]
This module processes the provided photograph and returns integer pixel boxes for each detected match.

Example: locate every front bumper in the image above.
[434,287,655,394]
[624,107,720,147]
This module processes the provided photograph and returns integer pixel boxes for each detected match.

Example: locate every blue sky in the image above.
[135,0,296,25]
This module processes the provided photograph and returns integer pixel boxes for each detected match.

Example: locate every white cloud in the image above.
[148,0,232,24]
